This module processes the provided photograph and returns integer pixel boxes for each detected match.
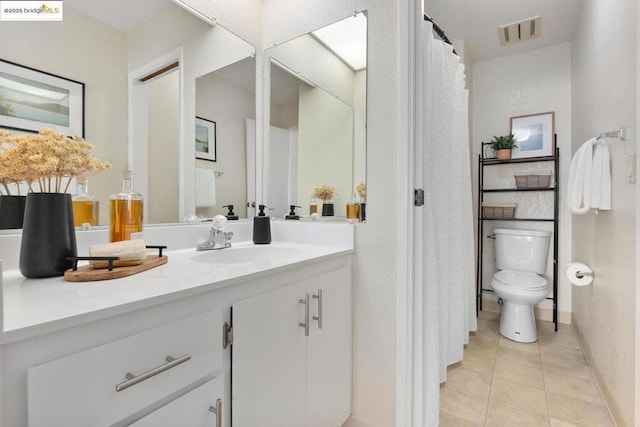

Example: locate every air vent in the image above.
[499,15,541,46]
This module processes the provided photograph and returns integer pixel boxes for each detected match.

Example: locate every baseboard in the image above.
[341,415,377,427]
[572,316,624,427]
[480,297,571,324]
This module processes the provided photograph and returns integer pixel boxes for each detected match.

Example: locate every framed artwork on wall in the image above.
[0,58,85,137]
[195,116,216,162]
[510,111,555,159]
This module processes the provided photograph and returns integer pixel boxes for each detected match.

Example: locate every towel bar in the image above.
[597,127,626,141]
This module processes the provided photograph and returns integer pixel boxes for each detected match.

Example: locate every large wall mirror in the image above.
[264,12,367,219]
[0,0,256,227]
[126,1,256,223]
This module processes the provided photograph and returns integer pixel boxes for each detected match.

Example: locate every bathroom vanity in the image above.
[0,221,354,426]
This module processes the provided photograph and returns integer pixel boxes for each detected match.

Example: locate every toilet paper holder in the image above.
[575,270,594,279]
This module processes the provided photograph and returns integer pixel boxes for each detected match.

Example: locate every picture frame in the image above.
[510,111,555,159]
[195,116,216,162]
[0,58,84,137]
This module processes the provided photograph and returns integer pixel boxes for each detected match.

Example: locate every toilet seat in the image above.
[493,270,547,290]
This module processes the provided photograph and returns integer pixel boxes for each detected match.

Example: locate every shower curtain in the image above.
[417,20,477,426]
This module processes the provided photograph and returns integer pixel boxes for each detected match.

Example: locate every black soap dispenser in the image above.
[253,204,271,244]
[223,204,239,220]
[285,205,301,220]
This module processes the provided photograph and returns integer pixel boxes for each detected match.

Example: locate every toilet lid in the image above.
[494,270,547,290]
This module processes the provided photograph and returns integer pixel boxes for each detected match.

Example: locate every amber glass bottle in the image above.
[72,176,99,227]
[109,170,143,242]
[346,193,360,220]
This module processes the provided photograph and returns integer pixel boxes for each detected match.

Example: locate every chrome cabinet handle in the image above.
[299,294,310,336]
[312,289,323,329]
[115,354,191,392]
[209,399,222,426]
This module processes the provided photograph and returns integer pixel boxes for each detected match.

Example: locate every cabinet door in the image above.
[307,267,352,427]
[232,282,307,427]
[130,376,224,427]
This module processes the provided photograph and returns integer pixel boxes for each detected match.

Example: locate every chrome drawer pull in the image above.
[299,294,310,337]
[312,289,323,329]
[209,399,222,426]
[115,353,191,392]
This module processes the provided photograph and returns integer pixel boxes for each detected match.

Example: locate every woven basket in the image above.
[482,202,516,219]
[514,171,551,189]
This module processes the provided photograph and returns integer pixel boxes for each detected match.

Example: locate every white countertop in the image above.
[0,221,355,344]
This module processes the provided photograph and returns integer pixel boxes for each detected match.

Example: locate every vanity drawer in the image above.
[27,309,223,427]
[130,375,224,426]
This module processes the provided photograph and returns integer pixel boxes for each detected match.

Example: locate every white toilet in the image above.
[491,228,551,343]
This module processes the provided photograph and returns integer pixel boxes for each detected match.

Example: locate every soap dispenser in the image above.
[253,204,271,244]
[223,204,239,220]
[285,205,301,220]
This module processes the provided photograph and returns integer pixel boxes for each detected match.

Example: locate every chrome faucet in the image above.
[197,215,234,251]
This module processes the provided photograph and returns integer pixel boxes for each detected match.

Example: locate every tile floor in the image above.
[439,311,615,426]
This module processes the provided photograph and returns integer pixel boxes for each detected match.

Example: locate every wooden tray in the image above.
[64,255,168,282]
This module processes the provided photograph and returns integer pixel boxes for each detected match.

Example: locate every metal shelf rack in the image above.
[476,141,560,332]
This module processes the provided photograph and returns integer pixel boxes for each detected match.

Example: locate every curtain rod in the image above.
[423,13,456,55]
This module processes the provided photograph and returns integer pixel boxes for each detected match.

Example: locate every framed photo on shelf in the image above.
[0,58,85,137]
[510,111,555,159]
[195,116,216,162]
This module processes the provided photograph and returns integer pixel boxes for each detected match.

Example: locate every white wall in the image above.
[472,43,573,319]
[0,6,128,224]
[263,2,400,425]
[195,67,255,219]
[353,70,367,191]
[572,0,637,425]
[297,85,354,211]
[636,0,640,421]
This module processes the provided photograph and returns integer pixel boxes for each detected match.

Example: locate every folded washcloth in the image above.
[89,239,147,268]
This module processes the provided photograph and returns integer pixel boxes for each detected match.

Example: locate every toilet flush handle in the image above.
[486,234,496,239]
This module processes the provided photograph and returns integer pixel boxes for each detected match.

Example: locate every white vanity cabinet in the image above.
[232,265,352,427]
[26,309,226,426]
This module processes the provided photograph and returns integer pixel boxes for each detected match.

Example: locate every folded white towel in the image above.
[195,168,216,208]
[567,138,611,214]
[591,140,611,210]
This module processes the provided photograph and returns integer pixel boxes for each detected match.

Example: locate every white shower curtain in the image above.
[417,20,477,427]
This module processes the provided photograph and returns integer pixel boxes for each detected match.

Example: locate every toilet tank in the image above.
[493,228,551,274]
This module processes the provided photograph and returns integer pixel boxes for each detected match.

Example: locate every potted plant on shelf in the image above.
[489,134,518,160]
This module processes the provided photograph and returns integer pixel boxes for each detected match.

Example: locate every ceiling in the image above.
[425,0,585,62]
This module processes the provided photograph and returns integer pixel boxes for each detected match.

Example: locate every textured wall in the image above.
[472,43,573,316]
[263,2,400,425]
[571,0,637,425]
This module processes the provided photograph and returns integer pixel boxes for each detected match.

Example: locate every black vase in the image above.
[321,203,334,216]
[360,202,366,222]
[20,193,77,278]
[0,195,26,229]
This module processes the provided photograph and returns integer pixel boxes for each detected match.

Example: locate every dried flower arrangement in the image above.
[356,182,366,201]
[313,185,336,203]
[0,128,111,195]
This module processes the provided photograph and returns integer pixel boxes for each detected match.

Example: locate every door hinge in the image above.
[222,322,233,349]
[414,188,425,206]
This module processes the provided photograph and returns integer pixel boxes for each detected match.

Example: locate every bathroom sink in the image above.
[190,245,303,265]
